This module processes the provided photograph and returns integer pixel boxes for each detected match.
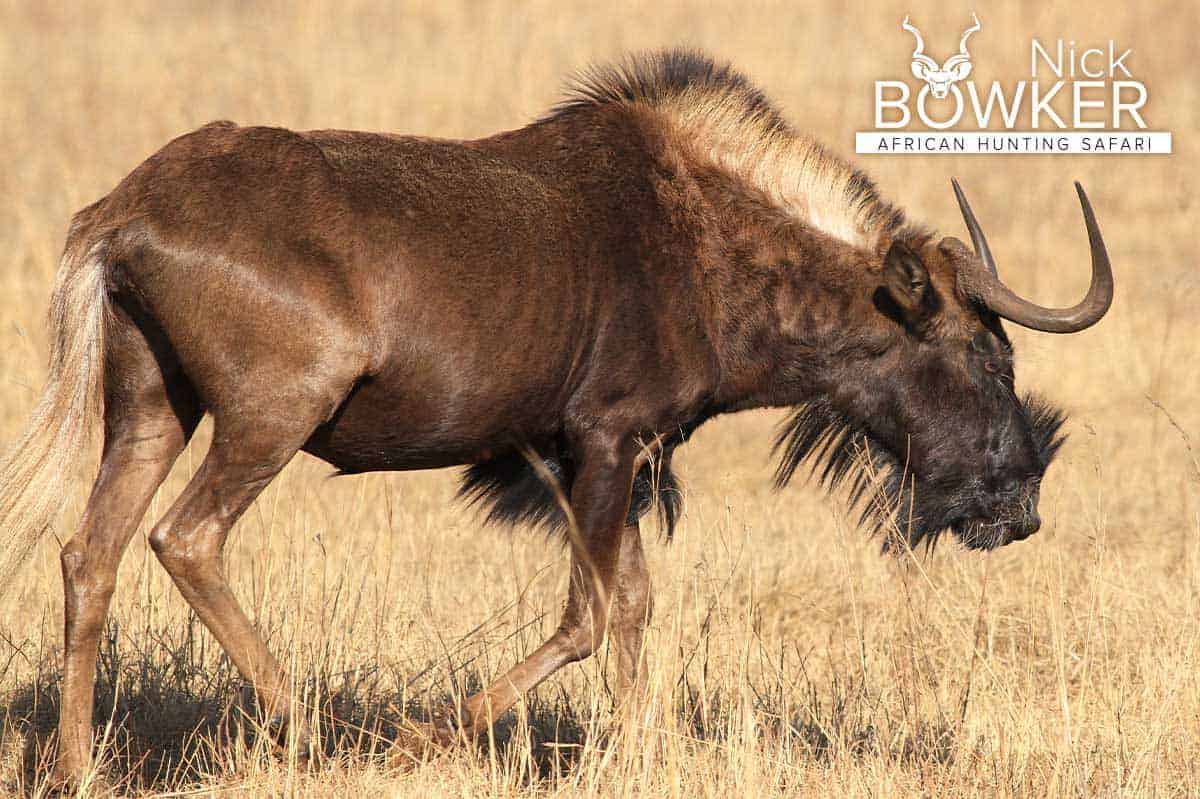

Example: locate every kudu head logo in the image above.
[902,13,981,99]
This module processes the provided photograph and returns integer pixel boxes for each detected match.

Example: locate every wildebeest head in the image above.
[777,181,1111,551]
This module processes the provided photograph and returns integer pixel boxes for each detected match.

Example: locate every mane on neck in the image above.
[545,48,912,251]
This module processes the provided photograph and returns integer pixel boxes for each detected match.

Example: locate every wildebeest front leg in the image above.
[612,520,652,703]
[435,432,637,742]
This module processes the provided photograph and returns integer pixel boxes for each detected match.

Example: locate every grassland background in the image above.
[0,0,1196,796]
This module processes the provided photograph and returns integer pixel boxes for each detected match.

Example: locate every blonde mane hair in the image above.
[549,49,908,251]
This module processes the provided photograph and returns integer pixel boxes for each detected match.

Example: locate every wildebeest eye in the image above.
[983,359,1001,374]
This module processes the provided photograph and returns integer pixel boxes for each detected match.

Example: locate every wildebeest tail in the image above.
[0,206,111,598]
[458,444,683,538]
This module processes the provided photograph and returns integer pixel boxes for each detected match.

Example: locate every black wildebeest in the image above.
[0,50,1110,785]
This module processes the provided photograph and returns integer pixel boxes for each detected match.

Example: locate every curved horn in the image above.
[902,16,938,70]
[957,12,981,57]
[901,16,926,55]
[952,177,997,276]
[952,179,1114,333]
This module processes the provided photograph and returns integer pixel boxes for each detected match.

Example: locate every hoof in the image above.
[388,718,460,769]
[266,712,313,764]
[44,776,78,797]
[44,767,102,797]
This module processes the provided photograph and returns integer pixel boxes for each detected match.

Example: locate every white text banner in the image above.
[855,131,1172,154]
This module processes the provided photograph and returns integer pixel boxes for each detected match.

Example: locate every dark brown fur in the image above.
[0,50,1092,785]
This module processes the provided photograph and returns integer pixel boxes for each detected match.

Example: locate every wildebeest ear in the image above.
[880,240,934,329]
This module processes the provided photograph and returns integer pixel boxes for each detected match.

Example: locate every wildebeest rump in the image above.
[0,50,1111,785]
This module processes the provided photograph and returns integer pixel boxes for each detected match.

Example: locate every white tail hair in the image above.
[0,220,109,598]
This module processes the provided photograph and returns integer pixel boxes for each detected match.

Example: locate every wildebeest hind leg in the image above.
[145,397,349,760]
[52,302,201,789]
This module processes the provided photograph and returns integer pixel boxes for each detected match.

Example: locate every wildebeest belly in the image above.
[300,350,575,473]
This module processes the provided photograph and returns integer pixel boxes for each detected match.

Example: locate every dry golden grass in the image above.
[0,0,1197,796]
